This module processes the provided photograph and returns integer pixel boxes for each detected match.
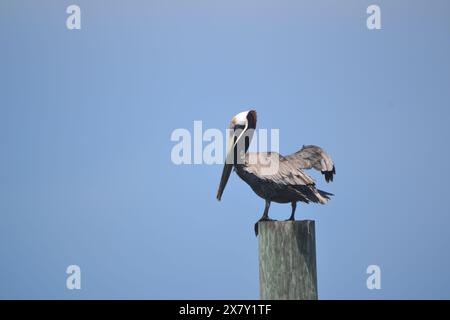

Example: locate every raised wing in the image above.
[244,152,315,186]
[284,145,336,182]
[243,152,332,203]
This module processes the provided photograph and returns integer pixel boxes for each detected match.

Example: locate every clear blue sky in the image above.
[1,0,449,299]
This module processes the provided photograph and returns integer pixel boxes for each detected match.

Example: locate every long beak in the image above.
[216,163,232,201]
[216,128,239,201]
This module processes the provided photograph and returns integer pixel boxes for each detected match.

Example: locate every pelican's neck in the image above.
[234,161,245,177]
[234,155,251,183]
[234,152,248,170]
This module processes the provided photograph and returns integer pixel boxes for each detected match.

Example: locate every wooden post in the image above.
[258,220,318,300]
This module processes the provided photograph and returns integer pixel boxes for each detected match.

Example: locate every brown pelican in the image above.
[216,110,335,235]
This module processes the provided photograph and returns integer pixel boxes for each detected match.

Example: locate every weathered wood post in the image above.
[258,220,318,300]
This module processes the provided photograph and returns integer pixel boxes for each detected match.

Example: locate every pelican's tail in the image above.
[317,189,334,204]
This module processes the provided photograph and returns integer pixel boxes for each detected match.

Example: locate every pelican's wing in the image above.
[245,152,315,185]
[244,152,331,203]
[284,145,336,182]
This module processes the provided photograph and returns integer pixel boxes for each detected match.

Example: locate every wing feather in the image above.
[241,151,333,204]
[284,145,336,182]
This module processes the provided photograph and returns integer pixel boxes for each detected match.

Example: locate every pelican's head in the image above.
[216,110,257,201]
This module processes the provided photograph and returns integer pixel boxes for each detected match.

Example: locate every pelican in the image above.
[216,110,335,235]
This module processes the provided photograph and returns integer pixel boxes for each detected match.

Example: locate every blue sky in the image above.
[0,0,449,299]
